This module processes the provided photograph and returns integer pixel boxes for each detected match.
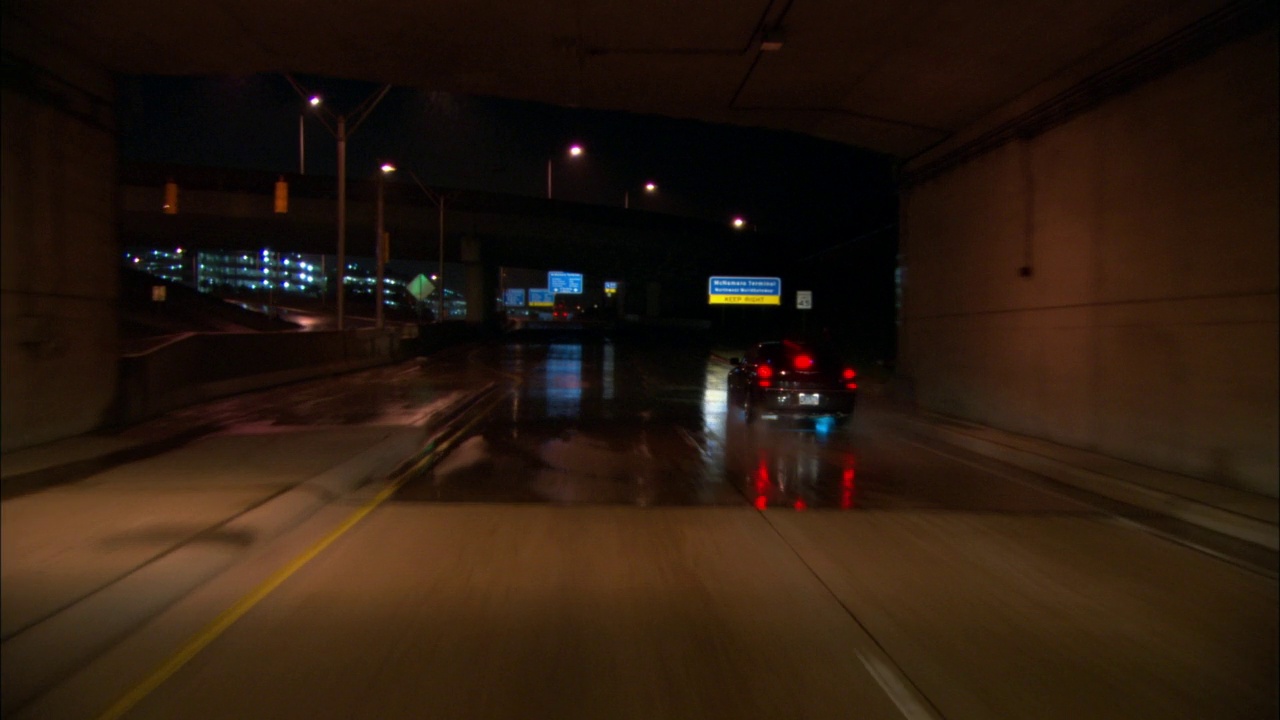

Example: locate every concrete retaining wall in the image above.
[900,28,1278,495]
[113,328,404,425]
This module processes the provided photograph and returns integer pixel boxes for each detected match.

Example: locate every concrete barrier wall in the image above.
[114,328,403,424]
[900,29,1278,496]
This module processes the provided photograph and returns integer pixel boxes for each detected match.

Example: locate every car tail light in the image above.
[756,364,773,387]
[842,366,857,390]
[793,354,814,370]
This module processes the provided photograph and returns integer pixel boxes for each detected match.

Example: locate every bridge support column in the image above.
[459,235,495,325]
[2,25,119,451]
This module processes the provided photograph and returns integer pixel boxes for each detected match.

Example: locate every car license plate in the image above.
[799,393,820,406]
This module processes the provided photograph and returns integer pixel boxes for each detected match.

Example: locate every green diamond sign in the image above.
[406,274,435,301]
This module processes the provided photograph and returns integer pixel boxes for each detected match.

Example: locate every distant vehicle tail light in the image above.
[793,354,814,370]
[842,368,856,380]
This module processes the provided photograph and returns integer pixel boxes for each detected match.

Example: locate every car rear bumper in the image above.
[756,388,856,416]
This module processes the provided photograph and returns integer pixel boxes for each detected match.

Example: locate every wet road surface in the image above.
[397,338,1095,518]
[18,335,1275,720]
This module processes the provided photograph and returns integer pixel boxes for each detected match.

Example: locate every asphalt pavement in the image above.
[1,363,1275,718]
[0,377,497,718]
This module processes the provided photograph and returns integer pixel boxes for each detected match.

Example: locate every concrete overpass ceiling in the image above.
[5,0,1242,157]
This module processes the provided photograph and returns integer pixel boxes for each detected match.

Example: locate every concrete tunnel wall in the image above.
[1,32,120,452]
[899,28,1278,496]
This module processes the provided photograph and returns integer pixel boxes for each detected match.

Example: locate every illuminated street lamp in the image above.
[299,95,322,175]
[624,180,658,209]
[547,143,584,199]
[732,216,747,229]
[375,162,396,330]
[286,74,391,330]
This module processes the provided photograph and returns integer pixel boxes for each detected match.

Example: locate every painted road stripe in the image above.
[95,391,506,720]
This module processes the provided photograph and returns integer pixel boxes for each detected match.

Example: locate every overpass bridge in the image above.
[118,161,792,328]
[2,0,1276,496]
[119,162,775,289]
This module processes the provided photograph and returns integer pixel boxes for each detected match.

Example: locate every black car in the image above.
[727,340,858,423]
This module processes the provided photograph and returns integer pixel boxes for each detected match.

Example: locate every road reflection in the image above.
[723,418,861,510]
[401,340,867,509]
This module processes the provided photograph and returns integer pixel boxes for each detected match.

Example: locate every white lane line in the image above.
[855,648,945,720]
[753,510,945,720]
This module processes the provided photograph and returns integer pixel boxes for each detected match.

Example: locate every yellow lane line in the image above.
[96,391,507,720]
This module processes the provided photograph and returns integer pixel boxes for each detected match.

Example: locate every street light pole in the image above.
[375,163,395,330]
[437,194,445,322]
[299,95,320,176]
[625,181,657,209]
[406,170,451,324]
[284,74,391,332]
[336,115,347,329]
[298,114,305,175]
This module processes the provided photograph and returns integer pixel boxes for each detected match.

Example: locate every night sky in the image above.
[115,73,898,252]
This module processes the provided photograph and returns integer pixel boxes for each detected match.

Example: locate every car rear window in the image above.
[752,341,841,368]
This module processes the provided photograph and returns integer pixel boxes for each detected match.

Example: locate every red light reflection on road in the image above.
[840,453,857,509]
[753,454,770,510]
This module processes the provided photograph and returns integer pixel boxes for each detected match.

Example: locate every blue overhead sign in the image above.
[504,288,526,307]
[548,271,583,294]
[528,288,556,307]
[708,276,782,305]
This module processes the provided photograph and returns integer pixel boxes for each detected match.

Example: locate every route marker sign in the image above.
[708,276,782,305]
[548,271,583,294]
[796,290,813,309]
